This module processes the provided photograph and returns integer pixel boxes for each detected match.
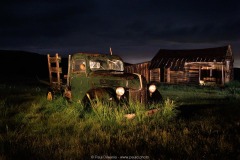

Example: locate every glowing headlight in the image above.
[116,87,125,96]
[148,84,157,93]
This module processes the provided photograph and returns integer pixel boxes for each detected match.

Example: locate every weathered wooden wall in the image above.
[125,61,234,85]
[150,68,160,82]
[125,62,151,82]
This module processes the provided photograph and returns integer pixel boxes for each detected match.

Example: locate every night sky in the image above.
[1,0,240,67]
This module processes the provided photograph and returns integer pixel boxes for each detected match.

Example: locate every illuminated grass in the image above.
[0,83,239,159]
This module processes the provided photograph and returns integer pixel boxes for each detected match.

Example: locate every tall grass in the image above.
[1,91,179,159]
[159,83,239,105]
[1,83,240,159]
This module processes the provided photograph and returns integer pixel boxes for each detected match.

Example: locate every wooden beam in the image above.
[198,65,201,83]
[67,55,71,86]
[55,53,61,87]
[222,64,224,85]
[47,54,52,84]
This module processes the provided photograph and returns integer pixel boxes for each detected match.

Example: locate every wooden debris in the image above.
[124,108,160,120]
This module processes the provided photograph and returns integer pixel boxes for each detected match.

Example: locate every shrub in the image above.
[161,98,178,120]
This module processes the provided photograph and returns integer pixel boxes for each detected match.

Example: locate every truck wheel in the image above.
[81,93,103,110]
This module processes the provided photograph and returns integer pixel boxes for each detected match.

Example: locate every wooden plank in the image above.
[48,56,61,63]
[124,108,160,119]
[166,68,170,83]
[55,54,61,86]
[47,53,62,87]
[67,55,71,86]
[47,54,52,84]
[50,67,62,73]
[169,70,186,84]
[150,68,160,82]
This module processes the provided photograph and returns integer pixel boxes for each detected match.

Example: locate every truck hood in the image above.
[90,71,145,90]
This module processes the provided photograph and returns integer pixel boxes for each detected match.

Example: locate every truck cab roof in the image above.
[71,53,123,61]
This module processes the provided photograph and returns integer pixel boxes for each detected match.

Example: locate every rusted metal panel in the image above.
[129,88,147,104]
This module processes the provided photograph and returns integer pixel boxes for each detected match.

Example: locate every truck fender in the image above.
[147,89,163,105]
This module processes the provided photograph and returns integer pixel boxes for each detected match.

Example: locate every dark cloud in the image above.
[0,0,240,67]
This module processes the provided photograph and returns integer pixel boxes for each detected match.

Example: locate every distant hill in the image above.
[0,50,68,82]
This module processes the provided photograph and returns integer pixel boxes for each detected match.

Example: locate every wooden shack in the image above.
[125,45,234,85]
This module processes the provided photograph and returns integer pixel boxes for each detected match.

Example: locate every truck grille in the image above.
[128,88,147,104]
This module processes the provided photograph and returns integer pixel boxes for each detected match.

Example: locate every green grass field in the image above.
[0,81,240,159]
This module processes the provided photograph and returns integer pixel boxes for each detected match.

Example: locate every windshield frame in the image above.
[89,58,124,72]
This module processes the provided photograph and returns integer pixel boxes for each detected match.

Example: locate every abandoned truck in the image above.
[46,53,162,108]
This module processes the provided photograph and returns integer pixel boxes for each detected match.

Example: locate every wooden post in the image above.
[167,68,170,83]
[55,53,61,87]
[47,54,52,84]
[67,55,71,86]
[221,64,224,85]
[198,65,201,83]
[225,60,230,83]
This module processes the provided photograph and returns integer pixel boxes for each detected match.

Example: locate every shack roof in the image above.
[149,45,233,70]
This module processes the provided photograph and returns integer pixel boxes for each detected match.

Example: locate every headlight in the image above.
[116,87,125,96]
[148,84,156,93]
